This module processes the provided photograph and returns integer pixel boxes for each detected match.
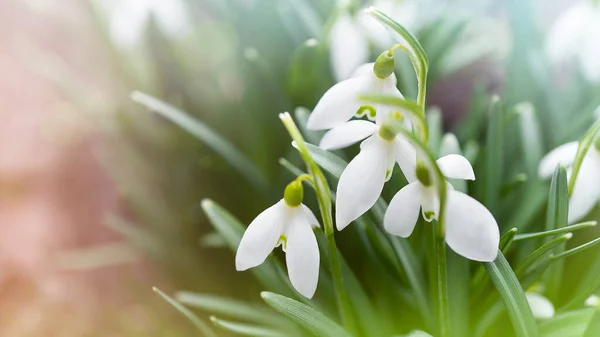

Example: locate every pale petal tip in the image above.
[278,112,291,121]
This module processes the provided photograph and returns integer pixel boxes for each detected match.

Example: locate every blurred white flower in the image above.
[235,200,320,298]
[384,154,500,262]
[585,294,600,307]
[547,1,600,82]
[538,138,600,224]
[94,0,190,47]
[330,122,417,230]
[306,63,403,130]
[525,292,555,319]
[329,0,419,81]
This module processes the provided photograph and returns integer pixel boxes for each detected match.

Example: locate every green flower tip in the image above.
[378,123,398,140]
[373,51,396,79]
[416,162,432,186]
[284,180,304,207]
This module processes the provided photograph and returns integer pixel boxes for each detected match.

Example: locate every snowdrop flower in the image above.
[384,154,500,262]
[547,0,600,82]
[306,57,403,131]
[585,294,600,307]
[525,292,555,319]
[330,0,419,81]
[538,136,600,223]
[326,117,418,230]
[94,0,190,47]
[235,181,320,298]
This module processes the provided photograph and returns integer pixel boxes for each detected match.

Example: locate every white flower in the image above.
[585,294,600,307]
[525,292,555,319]
[547,1,600,82]
[329,0,420,81]
[538,139,600,224]
[306,63,403,130]
[235,200,320,298]
[93,0,190,47]
[384,154,500,262]
[322,120,417,230]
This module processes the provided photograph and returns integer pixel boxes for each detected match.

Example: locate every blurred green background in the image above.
[1,0,599,336]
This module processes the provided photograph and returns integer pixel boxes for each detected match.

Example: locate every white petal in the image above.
[538,142,579,178]
[395,137,417,182]
[568,150,600,223]
[445,190,500,262]
[585,294,600,307]
[307,76,372,130]
[285,215,320,298]
[436,154,475,180]
[526,293,555,319]
[579,15,600,82]
[373,76,403,125]
[329,13,369,82]
[301,204,320,228]
[439,133,462,157]
[384,182,422,237]
[319,120,378,150]
[235,201,286,271]
[336,136,389,230]
[420,185,439,222]
[546,2,590,65]
[351,63,375,78]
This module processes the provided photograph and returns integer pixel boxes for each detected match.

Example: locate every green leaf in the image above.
[153,287,218,337]
[514,222,596,241]
[583,309,600,337]
[550,236,600,261]
[515,102,544,176]
[175,291,287,327]
[209,316,288,337]
[131,91,269,195]
[485,251,538,337]
[261,292,352,337]
[483,96,504,215]
[539,308,595,337]
[568,119,600,195]
[515,234,572,278]
[403,330,434,337]
[299,143,346,178]
[561,273,600,311]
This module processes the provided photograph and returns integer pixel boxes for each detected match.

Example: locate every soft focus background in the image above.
[1,0,598,336]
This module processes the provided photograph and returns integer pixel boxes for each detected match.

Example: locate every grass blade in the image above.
[261,292,352,337]
[153,287,218,337]
[539,308,595,337]
[514,222,596,241]
[131,91,269,195]
[485,251,538,337]
[209,316,289,337]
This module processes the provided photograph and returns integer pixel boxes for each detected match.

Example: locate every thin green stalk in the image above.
[279,113,357,334]
[434,229,451,337]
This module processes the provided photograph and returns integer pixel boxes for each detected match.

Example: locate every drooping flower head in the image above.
[235,181,321,298]
[538,136,600,223]
[384,153,500,262]
[547,0,600,82]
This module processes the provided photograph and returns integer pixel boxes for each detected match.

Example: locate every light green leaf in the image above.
[483,96,503,215]
[550,236,600,261]
[515,102,544,176]
[298,143,346,178]
[153,287,218,337]
[583,309,600,337]
[568,119,600,195]
[261,292,352,337]
[175,291,287,327]
[131,91,269,195]
[539,308,595,337]
[514,222,596,241]
[210,316,288,337]
[485,251,538,337]
[515,234,572,278]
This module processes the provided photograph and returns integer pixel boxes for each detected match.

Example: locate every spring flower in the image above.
[235,181,320,298]
[547,0,600,82]
[538,136,600,223]
[585,294,600,307]
[329,0,419,81]
[384,154,500,262]
[323,118,417,230]
[525,292,555,319]
[306,59,403,131]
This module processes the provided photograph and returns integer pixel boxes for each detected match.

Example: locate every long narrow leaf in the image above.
[209,316,289,337]
[261,292,352,337]
[131,91,269,194]
[153,287,218,337]
[539,308,595,337]
[485,251,538,337]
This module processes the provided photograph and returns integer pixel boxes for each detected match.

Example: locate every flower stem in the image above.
[279,113,357,334]
[434,227,451,337]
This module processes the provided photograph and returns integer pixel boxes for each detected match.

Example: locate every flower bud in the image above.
[378,123,398,140]
[416,162,432,186]
[284,180,304,207]
[373,51,395,79]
